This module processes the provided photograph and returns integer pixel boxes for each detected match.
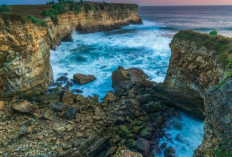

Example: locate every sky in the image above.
[1,0,232,6]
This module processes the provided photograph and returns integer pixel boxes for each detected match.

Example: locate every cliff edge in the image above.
[164,30,232,156]
[0,2,142,99]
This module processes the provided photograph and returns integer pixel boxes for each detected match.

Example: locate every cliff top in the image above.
[6,2,138,19]
[174,30,232,66]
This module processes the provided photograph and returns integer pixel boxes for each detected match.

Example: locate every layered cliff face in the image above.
[164,30,232,156]
[164,30,232,116]
[0,14,53,99]
[0,4,141,99]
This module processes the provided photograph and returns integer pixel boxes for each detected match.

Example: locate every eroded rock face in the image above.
[164,30,232,116]
[164,30,232,156]
[0,14,53,99]
[194,79,232,156]
[0,5,142,99]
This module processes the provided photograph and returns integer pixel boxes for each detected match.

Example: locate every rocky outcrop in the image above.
[194,78,232,156]
[0,3,142,100]
[164,30,232,156]
[164,30,232,116]
[0,14,53,99]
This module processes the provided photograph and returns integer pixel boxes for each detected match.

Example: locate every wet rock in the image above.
[50,102,66,112]
[112,66,150,96]
[143,101,164,113]
[103,91,116,103]
[172,119,182,130]
[61,90,75,105]
[164,147,176,157]
[135,138,151,156]
[12,101,38,114]
[0,101,4,111]
[65,107,78,120]
[72,89,83,93]
[160,143,167,150]
[140,126,153,140]
[63,82,73,90]
[73,73,96,85]
[56,76,68,83]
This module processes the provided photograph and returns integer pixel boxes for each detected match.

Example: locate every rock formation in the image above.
[164,30,232,156]
[0,3,142,100]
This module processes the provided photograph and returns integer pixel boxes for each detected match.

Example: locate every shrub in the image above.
[210,30,218,36]
[211,149,232,157]
[47,1,55,4]
[0,4,10,13]
[52,3,66,14]
[27,15,47,27]
[70,2,83,15]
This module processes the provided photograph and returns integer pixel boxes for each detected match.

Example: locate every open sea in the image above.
[50,6,231,157]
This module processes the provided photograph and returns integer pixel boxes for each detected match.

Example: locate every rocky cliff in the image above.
[0,3,141,99]
[164,30,232,156]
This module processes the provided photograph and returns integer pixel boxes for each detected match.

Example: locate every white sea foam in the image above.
[50,20,171,98]
[155,112,204,157]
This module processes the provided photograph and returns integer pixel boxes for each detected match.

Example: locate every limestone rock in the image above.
[12,101,38,114]
[103,91,116,103]
[73,74,96,85]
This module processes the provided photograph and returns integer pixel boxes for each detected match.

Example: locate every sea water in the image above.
[49,5,232,156]
[50,20,171,98]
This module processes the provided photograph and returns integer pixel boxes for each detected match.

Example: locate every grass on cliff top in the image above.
[7,2,137,18]
[174,30,232,67]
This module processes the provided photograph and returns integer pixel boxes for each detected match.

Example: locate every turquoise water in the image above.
[155,112,204,157]
[50,20,171,98]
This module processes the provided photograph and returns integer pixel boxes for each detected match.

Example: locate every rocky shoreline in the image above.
[0,4,232,156]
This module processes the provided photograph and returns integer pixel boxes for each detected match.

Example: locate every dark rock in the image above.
[135,138,151,156]
[143,101,164,113]
[56,76,68,83]
[164,147,176,157]
[105,146,117,157]
[65,107,78,120]
[50,102,66,112]
[112,66,150,96]
[172,119,182,130]
[140,126,153,140]
[61,90,75,105]
[73,73,96,85]
[160,143,167,150]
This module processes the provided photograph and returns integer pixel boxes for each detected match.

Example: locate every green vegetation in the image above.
[0,4,10,13]
[210,30,218,36]
[58,0,74,4]
[174,30,232,67]
[27,15,47,27]
[41,3,66,25]
[211,149,232,157]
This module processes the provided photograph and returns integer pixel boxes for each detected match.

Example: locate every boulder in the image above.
[103,91,116,103]
[65,107,78,120]
[12,101,38,114]
[73,74,96,85]
[112,66,150,96]
[61,90,75,105]
[50,101,67,112]
[135,138,151,156]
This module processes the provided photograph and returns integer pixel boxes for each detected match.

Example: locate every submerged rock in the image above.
[164,147,176,157]
[12,101,38,114]
[73,74,96,85]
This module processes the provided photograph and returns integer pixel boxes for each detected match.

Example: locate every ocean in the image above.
[50,6,231,157]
